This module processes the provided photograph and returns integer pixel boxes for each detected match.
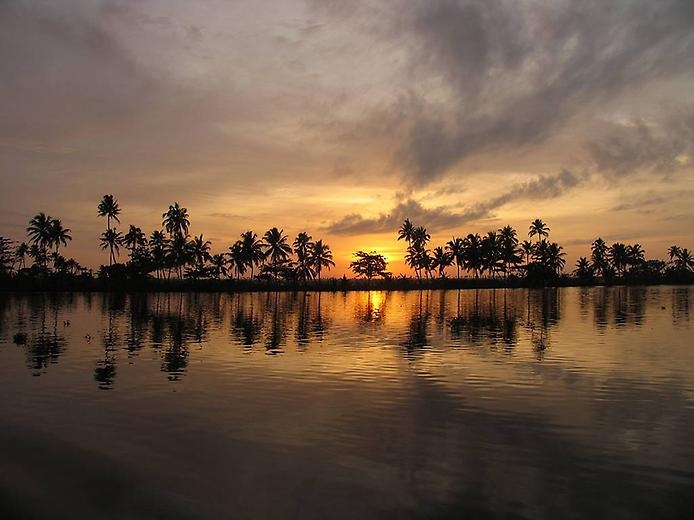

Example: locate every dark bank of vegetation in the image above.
[1,195,693,292]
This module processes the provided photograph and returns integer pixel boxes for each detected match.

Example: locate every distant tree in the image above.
[608,242,629,277]
[15,242,29,270]
[397,218,415,246]
[209,253,229,279]
[309,240,334,282]
[239,231,265,279]
[574,257,594,282]
[49,218,72,256]
[27,212,53,266]
[188,234,212,273]
[228,240,248,279]
[97,195,121,231]
[528,219,550,242]
[162,202,190,238]
[98,195,121,265]
[350,251,388,280]
[293,232,314,281]
[498,225,521,278]
[591,238,610,279]
[149,230,168,278]
[446,237,465,279]
[520,240,534,266]
[431,246,453,278]
[0,236,14,275]
[463,233,483,278]
[123,225,147,260]
[100,229,123,265]
[262,227,292,272]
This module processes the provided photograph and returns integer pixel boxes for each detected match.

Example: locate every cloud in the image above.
[308,0,694,186]
[589,111,694,178]
[325,169,583,235]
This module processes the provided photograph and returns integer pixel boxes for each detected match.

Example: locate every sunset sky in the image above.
[2,0,694,275]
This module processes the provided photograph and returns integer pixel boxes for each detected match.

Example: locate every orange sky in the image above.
[1,0,694,276]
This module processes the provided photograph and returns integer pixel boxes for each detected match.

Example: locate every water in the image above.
[0,287,692,519]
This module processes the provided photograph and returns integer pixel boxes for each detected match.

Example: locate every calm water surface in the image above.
[0,287,693,519]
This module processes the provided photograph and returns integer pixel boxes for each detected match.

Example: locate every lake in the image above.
[0,287,693,519]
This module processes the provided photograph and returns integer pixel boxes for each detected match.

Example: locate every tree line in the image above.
[1,198,692,287]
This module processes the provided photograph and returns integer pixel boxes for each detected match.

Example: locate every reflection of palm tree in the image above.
[309,240,334,282]
[528,219,550,243]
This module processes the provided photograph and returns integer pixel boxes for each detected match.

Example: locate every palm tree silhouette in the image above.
[228,240,247,279]
[189,234,212,273]
[528,219,550,242]
[398,218,415,245]
[15,242,29,270]
[123,225,147,259]
[162,202,190,238]
[498,225,520,278]
[263,228,292,265]
[27,213,53,267]
[446,237,465,279]
[97,195,121,265]
[210,254,229,279]
[100,229,123,265]
[309,240,334,282]
[293,232,313,281]
[431,246,453,278]
[49,219,72,255]
[520,240,534,266]
[149,230,168,278]
[591,238,609,278]
[239,231,265,279]
[463,233,483,278]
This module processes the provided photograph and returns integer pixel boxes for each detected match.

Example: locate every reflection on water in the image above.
[0,287,693,519]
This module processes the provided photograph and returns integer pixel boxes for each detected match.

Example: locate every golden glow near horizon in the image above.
[1,0,694,275]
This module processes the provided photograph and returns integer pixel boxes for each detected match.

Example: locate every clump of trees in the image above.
[94,195,335,283]
[349,251,389,280]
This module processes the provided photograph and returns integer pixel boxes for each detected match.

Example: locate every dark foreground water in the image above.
[0,287,693,519]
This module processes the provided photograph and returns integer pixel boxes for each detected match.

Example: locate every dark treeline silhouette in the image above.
[1,199,693,291]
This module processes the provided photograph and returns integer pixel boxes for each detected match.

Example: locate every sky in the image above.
[1,0,694,275]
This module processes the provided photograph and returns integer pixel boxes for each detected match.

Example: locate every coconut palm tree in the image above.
[498,225,520,278]
[673,248,693,271]
[189,234,212,272]
[100,229,123,265]
[49,219,72,255]
[239,231,265,279]
[27,213,54,267]
[463,233,483,278]
[15,242,29,270]
[574,257,593,282]
[446,237,465,279]
[149,230,168,278]
[162,202,190,238]
[668,245,681,262]
[97,195,121,231]
[520,240,534,266]
[293,232,313,281]
[591,238,609,278]
[123,225,147,260]
[309,240,335,282]
[546,242,566,275]
[167,233,191,278]
[431,246,453,278]
[528,219,550,242]
[398,218,415,245]
[228,240,247,279]
[210,254,229,279]
[262,227,292,270]
[608,242,629,277]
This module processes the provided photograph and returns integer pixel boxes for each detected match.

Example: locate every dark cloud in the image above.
[325,169,582,235]
[310,0,694,186]
[589,111,694,178]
